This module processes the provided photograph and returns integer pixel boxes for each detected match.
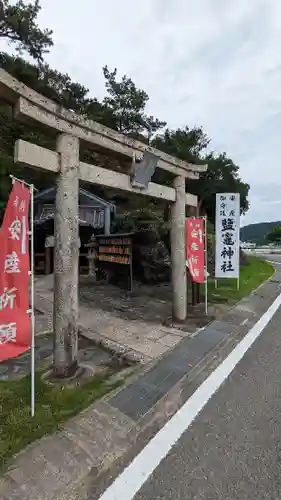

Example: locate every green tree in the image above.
[0,52,251,224]
[102,65,166,140]
[153,128,249,222]
[153,126,210,163]
[0,52,107,118]
[152,126,210,188]
[0,1,54,207]
[266,225,281,244]
[0,0,53,61]
[190,153,250,222]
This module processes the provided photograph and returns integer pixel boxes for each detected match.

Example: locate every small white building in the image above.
[240,241,256,249]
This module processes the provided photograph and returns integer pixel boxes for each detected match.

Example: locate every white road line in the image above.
[266,260,281,265]
[98,291,281,500]
[240,318,248,326]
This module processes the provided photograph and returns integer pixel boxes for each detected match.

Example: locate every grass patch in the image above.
[207,256,274,304]
[0,368,125,471]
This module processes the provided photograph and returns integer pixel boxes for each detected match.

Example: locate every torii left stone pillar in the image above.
[53,133,80,377]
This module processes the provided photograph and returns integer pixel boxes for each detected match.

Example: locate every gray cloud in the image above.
[2,0,281,225]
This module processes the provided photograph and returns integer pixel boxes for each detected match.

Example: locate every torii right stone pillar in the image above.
[53,133,80,377]
[170,175,187,321]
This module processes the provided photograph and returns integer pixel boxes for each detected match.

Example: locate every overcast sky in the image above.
[2,0,281,226]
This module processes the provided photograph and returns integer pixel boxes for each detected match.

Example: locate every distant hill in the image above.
[240,221,281,244]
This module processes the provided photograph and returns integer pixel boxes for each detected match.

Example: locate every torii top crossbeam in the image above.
[0,69,206,181]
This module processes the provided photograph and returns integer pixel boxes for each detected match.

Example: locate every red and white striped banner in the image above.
[186,217,205,284]
[0,180,31,361]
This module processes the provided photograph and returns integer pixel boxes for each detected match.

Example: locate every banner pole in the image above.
[9,175,32,188]
[30,183,35,417]
[205,217,208,314]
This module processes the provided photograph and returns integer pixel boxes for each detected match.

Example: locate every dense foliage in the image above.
[0,0,250,224]
[241,222,281,244]
[0,0,53,60]
[266,224,281,244]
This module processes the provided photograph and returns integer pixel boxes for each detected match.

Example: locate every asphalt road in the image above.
[94,254,281,500]
[249,251,281,264]
[130,257,281,499]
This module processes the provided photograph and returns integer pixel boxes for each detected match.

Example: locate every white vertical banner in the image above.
[215,193,240,279]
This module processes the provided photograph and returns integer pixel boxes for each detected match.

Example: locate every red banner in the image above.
[186,218,205,284]
[0,181,31,361]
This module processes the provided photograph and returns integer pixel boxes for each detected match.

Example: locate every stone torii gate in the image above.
[0,69,207,374]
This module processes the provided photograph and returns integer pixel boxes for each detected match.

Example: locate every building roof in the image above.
[34,186,116,212]
[34,213,104,228]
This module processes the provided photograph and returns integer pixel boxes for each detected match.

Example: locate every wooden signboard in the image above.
[88,233,133,291]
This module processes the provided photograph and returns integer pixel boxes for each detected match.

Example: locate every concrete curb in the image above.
[78,327,146,365]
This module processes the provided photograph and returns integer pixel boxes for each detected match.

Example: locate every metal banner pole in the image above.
[30,183,35,417]
[9,175,36,416]
[204,216,208,315]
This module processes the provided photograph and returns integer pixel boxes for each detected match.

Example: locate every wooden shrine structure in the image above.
[33,186,115,274]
